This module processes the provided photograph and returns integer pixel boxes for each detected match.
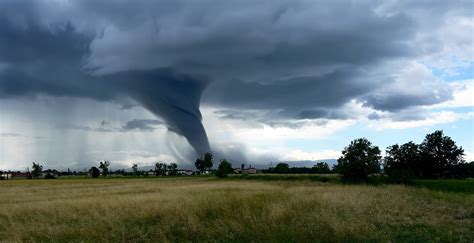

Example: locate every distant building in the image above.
[1,171,30,179]
[145,170,156,176]
[177,170,193,176]
[41,169,59,178]
[242,168,257,174]
[234,167,257,174]
[10,172,30,178]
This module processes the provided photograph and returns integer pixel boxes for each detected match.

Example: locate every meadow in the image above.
[0,176,473,242]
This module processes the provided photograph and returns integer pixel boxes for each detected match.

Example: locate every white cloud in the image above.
[368,111,474,130]
[281,149,341,161]
[431,79,474,108]
[202,106,356,146]
[464,151,474,162]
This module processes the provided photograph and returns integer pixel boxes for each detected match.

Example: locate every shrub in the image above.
[89,166,100,178]
[273,163,290,174]
[216,159,233,178]
[44,173,57,179]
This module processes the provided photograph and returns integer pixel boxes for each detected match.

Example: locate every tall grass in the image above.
[0,177,472,242]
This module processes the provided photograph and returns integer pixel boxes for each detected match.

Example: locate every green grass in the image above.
[228,173,340,183]
[410,179,474,193]
[0,177,473,242]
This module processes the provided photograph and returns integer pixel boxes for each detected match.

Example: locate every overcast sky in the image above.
[0,0,473,170]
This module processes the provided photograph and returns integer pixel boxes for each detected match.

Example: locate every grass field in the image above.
[0,176,473,242]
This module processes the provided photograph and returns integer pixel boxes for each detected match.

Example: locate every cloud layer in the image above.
[0,0,472,165]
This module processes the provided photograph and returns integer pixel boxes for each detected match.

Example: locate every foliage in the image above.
[231,174,340,183]
[99,160,111,177]
[409,179,474,193]
[337,138,381,183]
[155,162,167,176]
[44,173,57,179]
[216,159,233,178]
[273,163,290,174]
[384,142,420,183]
[195,152,213,172]
[31,162,43,179]
[383,130,467,181]
[154,162,178,176]
[419,130,464,179]
[167,163,178,176]
[132,164,138,175]
[313,162,331,174]
[89,167,100,178]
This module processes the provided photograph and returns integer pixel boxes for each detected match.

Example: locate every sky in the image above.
[0,0,473,171]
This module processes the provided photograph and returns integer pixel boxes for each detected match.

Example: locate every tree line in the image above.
[2,130,471,182]
[335,130,472,183]
[227,130,472,183]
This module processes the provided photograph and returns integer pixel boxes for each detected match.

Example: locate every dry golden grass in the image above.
[0,177,473,242]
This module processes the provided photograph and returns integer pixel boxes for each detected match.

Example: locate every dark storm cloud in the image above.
[58,119,164,133]
[205,70,369,114]
[56,124,116,133]
[363,91,452,112]
[0,132,22,137]
[0,10,210,156]
[0,0,468,157]
[122,119,163,132]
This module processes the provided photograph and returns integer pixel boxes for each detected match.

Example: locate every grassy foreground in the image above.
[0,177,473,242]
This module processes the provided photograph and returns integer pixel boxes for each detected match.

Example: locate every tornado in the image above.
[113,68,211,157]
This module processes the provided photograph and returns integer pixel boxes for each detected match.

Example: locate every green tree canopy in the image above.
[274,163,290,174]
[216,159,233,178]
[384,142,420,183]
[31,162,43,179]
[313,162,331,174]
[89,166,100,178]
[99,160,111,177]
[337,138,381,183]
[419,130,464,178]
[195,152,213,172]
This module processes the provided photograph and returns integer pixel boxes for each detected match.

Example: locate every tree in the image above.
[203,152,213,171]
[273,163,290,174]
[194,158,205,172]
[89,166,100,178]
[99,160,111,177]
[32,162,43,179]
[155,162,167,176]
[216,159,233,178]
[337,138,381,183]
[384,142,420,183]
[195,152,213,173]
[132,164,138,176]
[313,162,331,174]
[419,130,464,179]
[167,163,178,176]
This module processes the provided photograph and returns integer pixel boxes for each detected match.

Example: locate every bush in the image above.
[216,159,233,178]
[44,173,57,179]
[273,163,290,174]
[89,166,100,178]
